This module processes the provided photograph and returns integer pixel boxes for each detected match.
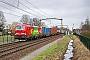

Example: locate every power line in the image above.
[0,0,40,18]
[25,0,54,17]
[15,0,46,17]
[0,4,23,15]
[17,0,19,7]
[2,11,21,17]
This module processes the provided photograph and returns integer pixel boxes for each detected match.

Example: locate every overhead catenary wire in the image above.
[17,0,19,7]
[25,0,55,18]
[3,11,21,17]
[0,4,23,15]
[0,0,40,18]
[15,0,46,17]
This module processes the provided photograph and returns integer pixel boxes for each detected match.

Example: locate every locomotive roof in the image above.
[16,24,31,27]
[33,26,39,28]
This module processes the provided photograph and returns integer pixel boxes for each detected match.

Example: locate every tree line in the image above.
[0,11,6,32]
[0,10,41,32]
[80,17,90,31]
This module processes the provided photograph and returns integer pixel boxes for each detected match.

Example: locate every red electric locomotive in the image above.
[14,23,33,41]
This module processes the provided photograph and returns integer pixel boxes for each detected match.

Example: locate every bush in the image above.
[81,32,90,38]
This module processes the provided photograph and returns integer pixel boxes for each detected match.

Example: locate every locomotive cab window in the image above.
[16,26,25,30]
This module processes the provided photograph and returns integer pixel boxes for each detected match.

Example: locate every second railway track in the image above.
[0,35,63,60]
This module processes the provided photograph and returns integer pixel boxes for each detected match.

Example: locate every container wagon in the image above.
[42,27,50,37]
[50,28,57,35]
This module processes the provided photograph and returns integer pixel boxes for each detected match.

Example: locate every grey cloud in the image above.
[0,0,90,29]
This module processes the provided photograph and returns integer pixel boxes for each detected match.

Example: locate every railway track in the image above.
[0,35,63,60]
[0,42,20,48]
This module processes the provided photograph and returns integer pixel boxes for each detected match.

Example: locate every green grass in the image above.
[34,34,73,60]
[0,35,14,41]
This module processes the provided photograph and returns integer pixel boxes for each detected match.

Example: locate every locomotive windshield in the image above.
[16,26,25,30]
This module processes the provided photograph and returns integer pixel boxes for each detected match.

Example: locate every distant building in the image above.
[0,32,2,36]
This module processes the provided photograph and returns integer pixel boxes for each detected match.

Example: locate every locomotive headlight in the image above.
[24,33,26,35]
[15,33,18,35]
[22,32,26,35]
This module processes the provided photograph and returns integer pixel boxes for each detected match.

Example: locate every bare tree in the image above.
[28,18,34,26]
[20,14,34,26]
[0,11,6,32]
[33,18,40,26]
[20,14,29,24]
[80,22,84,28]
[81,17,90,30]
[85,17,90,30]
[20,15,41,26]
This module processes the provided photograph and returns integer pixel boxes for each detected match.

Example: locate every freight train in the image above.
[14,23,66,41]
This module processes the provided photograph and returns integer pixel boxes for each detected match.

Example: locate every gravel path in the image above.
[20,38,62,60]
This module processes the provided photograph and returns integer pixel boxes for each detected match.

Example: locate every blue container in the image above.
[45,28,50,35]
[42,27,45,34]
[42,27,50,35]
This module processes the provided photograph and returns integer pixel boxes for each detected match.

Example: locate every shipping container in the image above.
[42,27,45,34]
[45,28,50,35]
[42,27,50,35]
[50,28,57,35]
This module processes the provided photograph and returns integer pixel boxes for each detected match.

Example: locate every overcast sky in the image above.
[0,0,90,29]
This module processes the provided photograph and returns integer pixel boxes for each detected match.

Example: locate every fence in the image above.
[0,35,15,45]
[73,33,90,50]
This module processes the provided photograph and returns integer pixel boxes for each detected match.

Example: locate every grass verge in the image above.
[34,34,73,60]
[72,36,90,60]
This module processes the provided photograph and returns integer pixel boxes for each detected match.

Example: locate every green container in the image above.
[32,27,39,35]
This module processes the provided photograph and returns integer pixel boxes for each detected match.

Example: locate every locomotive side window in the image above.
[16,26,25,30]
